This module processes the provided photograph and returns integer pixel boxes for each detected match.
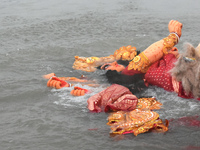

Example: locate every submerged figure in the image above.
[44,20,200,100]
[43,73,96,96]
[98,20,200,99]
[44,20,200,136]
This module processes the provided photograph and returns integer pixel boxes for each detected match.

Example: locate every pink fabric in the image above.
[87,84,138,112]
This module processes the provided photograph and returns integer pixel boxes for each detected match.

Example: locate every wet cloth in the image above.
[87,84,138,112]
[145,53,176,92]
[145,53,197,99]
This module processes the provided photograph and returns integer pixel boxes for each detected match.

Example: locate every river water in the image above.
[1,0,200,150]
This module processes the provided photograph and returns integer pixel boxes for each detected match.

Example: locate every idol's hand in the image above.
[70,86,89,96]
[168,47,179,58]
[168,20,183,37]
[43,73,56,79]
[47,77,70,89]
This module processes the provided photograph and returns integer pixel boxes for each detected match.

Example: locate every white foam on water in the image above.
[50,83,200,123]
[51,83,107,108]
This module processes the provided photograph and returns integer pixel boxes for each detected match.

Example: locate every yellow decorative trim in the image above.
[163,33,178,55]
[136,97,162,110]
[127,52,151,73]
[133,56,140,62]
[107,97,168,136]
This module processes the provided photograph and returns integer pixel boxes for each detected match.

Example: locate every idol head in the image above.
[100,60,130,72]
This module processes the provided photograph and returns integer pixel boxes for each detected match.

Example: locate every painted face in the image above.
[102,61,125,72]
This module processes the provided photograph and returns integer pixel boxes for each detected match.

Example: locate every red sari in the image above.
[123,53,198,99]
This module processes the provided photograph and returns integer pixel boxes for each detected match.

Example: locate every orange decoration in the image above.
[126,45,132,51]
[72,55,115,72]
[136,97,162,110]
[163,33,178,55]
[72,45,137,72]
[128,52,151,73]
[107,97,168,136]
[107,109,168,136]
[46,77,70,89]
[70,86,89,96]
[114,45,137,61]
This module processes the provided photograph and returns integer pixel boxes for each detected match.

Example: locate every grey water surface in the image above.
[0,0,200,150]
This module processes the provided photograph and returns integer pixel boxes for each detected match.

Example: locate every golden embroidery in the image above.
[107,98,168,136]
[163,33,178,55]
[128,52,151,73]
[136,97,162,110]
[107,109,168,136]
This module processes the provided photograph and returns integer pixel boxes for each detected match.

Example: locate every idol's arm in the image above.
[123,20,182,75]
[143,20,182,63]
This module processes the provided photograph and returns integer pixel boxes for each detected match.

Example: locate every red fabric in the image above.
[144,54,199,99]
[121,66,143,76]
[144,53,177,92]
[87,84,138,112]
[169,116,200,127]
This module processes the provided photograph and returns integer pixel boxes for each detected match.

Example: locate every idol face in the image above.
[101,61,125,72]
